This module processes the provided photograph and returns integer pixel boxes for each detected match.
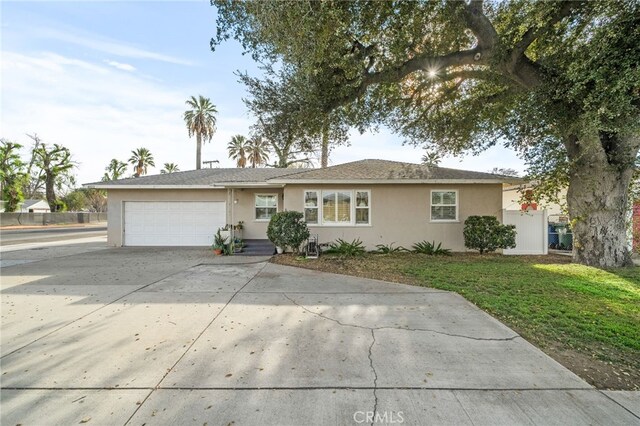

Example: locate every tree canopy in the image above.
[213,0,640,267]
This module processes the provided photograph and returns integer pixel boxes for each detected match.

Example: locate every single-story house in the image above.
[0,199,51,213]
[20,199,51,213]
[85,159,520,250]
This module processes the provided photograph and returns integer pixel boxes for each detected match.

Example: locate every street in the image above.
[0,225,108,268]
[0,225,107,246]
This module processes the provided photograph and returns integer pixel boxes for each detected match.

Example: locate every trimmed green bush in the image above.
[463,215,517,254]
[267,211,310,253]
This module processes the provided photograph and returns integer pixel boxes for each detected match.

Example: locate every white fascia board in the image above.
[267,178,523,185]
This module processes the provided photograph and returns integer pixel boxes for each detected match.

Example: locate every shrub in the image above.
[374,243,407,254]
[267,211,310,253]
[325,238,366,257]
[463,215,517,254]
[412,240,451,256]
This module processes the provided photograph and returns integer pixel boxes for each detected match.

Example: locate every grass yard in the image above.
[272,253,640,390]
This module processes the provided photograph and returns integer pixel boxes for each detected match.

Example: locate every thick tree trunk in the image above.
[196,133,202,170]
[565,134,636,268]
[321,117,329,168]
[45,174,56,211]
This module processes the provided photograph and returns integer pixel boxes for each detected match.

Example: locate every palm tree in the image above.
[102,158,127,181]
[247,136,270,168]
[161,163,180,174]
[183,95,217,170]
[227,135,248,168]
[128,148,155,177]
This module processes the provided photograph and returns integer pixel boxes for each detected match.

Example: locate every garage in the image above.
[123,201,226,246]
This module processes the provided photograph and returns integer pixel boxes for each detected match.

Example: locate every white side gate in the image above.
[503,209,548,255]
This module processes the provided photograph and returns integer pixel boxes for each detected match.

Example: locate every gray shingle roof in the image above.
[86,168,301,187]
[86,159,520,187]
[270,159,519,182]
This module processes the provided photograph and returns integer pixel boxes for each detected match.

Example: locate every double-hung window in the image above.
[355,191,370,224]
[303,190,370,226]
[431,190,458,221]
[255,194,277,220]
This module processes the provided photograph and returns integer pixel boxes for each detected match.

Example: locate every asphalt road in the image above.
[0,225,107,246]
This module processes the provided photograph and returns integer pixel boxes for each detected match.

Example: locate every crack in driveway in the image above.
[281,293,520,342]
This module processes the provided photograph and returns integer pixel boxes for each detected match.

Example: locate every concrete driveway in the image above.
[1,248,638,425]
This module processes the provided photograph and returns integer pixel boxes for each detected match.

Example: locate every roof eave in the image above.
[267,178,522,185]
[84,182,286,190]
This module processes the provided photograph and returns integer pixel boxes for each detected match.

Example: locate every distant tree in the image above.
[32,143,76,211]
[489,167,520,177]
[247,136,270,168]
[239,69,348,168]
[184,95,218,170]
[161,163,180,174]
[102,159,127,182]
[0,139,26,212]
[64,188,106,212]
[83,188,107,212]
[227,135,248,168]
[63,189,88,212]
[128,148,155,177]
[421,151,442,167]
[22,134,46,199]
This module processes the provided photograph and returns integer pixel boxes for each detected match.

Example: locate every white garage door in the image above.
[123,201,226,246]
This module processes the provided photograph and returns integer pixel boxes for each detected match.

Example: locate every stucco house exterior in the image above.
[86,159,520,250]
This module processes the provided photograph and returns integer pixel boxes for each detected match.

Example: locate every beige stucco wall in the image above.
[227,188,284,239]
[283,184,503,252]
[106,187,285,246]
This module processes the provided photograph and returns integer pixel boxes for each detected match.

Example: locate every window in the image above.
[303,190,370,226]
[255,194,277,220]
[431,190,458,221]
[323,191,351,223]
[304,191,319,224]
[355,191,370,224]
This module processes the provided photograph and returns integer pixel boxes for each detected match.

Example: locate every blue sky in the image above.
[1,1,525,185]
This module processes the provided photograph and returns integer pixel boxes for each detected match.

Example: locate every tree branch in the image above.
[326,48,486,112]
[461,0,499,50]
[512,1,584,60]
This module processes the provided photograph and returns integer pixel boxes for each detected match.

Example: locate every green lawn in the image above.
[401,256,639,362]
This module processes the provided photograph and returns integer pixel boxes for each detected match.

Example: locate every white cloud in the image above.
[104,60,136,72]
[31,27,193,66]
[1,51,250,184]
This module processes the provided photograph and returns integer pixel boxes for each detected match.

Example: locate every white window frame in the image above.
[255,193,278,222]
[303,189,371,227]
[303,190,321,225]
[354,190,371,226]
[430,189,459,222]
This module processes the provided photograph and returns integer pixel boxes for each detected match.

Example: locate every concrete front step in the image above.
[238,239,275,256]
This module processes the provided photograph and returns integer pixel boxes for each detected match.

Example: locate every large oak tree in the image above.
[213,0,639,267]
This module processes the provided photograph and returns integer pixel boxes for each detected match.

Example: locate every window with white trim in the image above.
[431,190,458,221]
[303,190,370,226]
[304,191,319,224]
[255,194,277,220]
[355,191,370,224]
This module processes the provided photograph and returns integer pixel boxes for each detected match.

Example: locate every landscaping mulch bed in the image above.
[271,252,640,390]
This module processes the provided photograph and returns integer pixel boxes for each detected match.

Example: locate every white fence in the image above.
[503,209,548,255]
